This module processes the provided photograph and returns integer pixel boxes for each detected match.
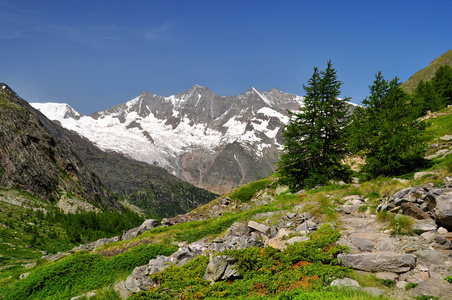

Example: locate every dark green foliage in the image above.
[413,80,444,117]
[432,65,452,106]
[45,208,143,244]
[348,72,428,178]
[278,61,351,190]
[0,243,177,300]
[444,275,452,283]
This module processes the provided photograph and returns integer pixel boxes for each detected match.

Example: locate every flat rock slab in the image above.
[248,221,270,234]
[338,252,416,273]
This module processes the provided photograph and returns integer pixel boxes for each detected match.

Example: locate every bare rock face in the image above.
[337,252,416,273]
[0,83,122,211]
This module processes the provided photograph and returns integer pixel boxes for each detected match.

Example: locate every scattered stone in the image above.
[70,291,96,300]
[434,190,452,229]
[440,134,452,141]
[412,219,438,233]
[438,227,448,234]
[401,202,431,220]
[413,249,450,267]
[350,237,373,252]
[409,278,452,300]
[414,171,439,181]
[375,271,399,281]
[295,220,317,233]
[19,273,29,280]
[286,235,310,245]
[396,280,409,289]
[330,278,360,288]
[428,264,452,280]
[203,255,240,284]
[248,220,270,234]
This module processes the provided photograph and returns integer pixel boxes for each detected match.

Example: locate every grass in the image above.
[0,243,177,300]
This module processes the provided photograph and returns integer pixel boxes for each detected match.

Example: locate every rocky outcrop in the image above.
[0,83,122,211]
[122,219,159,240]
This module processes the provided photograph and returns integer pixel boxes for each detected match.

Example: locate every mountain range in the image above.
[0,83,217,218]
[32,86,308,194]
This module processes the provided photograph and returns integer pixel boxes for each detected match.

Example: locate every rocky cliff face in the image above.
[0,83,122,211]
[33,86,308,193]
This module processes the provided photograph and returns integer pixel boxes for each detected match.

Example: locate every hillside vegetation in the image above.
[402,49,452,93]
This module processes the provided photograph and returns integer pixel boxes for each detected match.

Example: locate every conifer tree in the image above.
[413,80,443,117]
[432,65,452,106]
[277,60,351,190]
[349,72,427,178]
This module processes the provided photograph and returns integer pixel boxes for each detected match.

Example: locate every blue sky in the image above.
[1,0,451,115]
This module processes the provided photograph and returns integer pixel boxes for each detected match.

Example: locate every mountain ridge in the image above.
[32,86,307,193]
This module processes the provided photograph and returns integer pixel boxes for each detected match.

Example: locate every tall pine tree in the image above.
[349,72,427,178]
[277,60,351,190]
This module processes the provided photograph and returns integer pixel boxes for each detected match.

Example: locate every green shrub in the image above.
[0,243,177,300]
[444,275,452,283]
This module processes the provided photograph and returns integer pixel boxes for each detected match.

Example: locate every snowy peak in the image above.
[31,102,83,121]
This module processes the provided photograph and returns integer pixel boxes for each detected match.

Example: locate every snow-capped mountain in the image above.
[32,85,304,194]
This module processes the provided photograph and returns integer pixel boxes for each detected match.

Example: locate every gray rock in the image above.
[413,249,450,267]
[248,221,270,234]
[203,255,240,284]
[286,235,310,245]
[414,171,438,181]
[295,220,317,233]
[70,291,96,300]
[338,252,416,273]
[396,280,409,289]
[350,237,373,252]
[409,278,452,300]
[434,190,452,228]
[374,236,398,251]
[224,222,250,237]
[122,219,159,240]
[19,272,29,280]
[428,264,452,280]
[330,278,360,288]
[375,272,399,281]
[438,227,448,234]
[412,219,438,233]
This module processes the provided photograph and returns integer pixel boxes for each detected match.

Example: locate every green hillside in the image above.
[402,49,452,93]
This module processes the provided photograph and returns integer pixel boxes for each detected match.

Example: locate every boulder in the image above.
[428,264,452,280]
[122,219,159,240]
[412,219,438,233]
[225,222,251,237]
[434,190,452,229]
[401,202,431,220]
[330,278,360,288]
[350,237,373,252]
[409,278,452,300]
[412,249,450,267]
[248,221,270,234]
[203,255,240,284]
[413,171,438,181]
[295,221,317,233]
[337,252,416,273]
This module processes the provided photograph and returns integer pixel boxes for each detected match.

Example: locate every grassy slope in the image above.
[402,49,452,93]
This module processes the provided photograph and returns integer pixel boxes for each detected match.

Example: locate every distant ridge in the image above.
[402,49,452,93]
